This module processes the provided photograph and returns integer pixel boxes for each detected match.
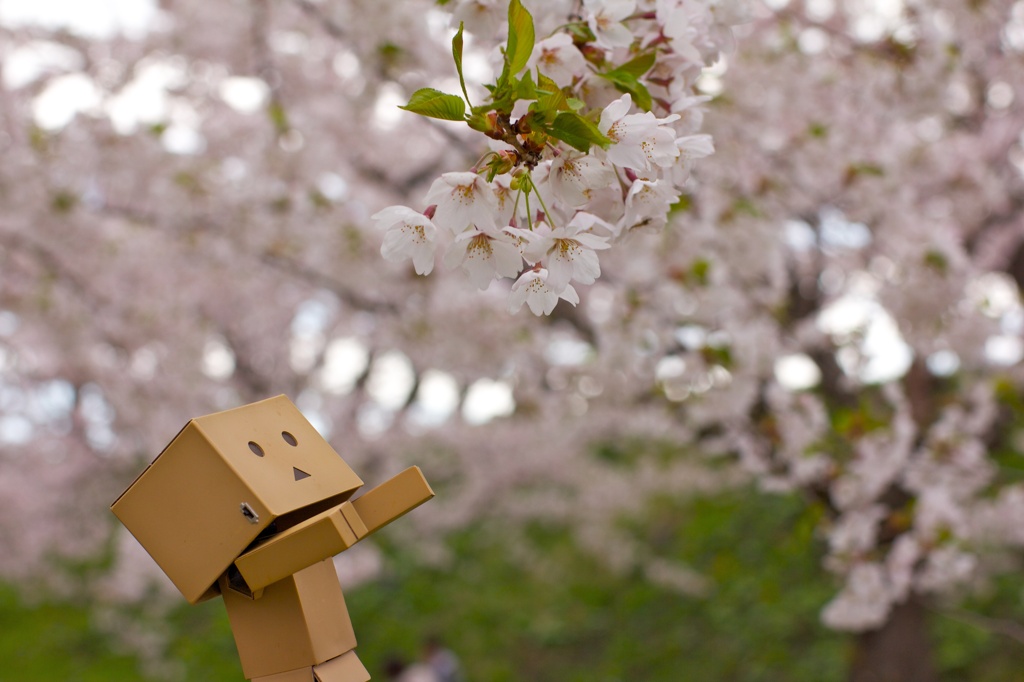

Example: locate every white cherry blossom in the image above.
[527,33,587,88]
[451,0,504,37]
[492,175,518,227]
[821,563,892,631]
[599,94,681,170]
[508,268,580,315]
[547,153,616,208]
[656,0,705,64]
[584,0,637,49]
[443,227,524,289]
[708,0,755,26]
[522,214,612,291]
[621,178,678,232]
[373,205,439,275]
[673,133,715,183]
[676,133,715,162]
[424,172,498,234]
[670,93,712,131]
[828,505,887,557]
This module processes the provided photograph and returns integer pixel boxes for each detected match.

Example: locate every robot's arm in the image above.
[233,466,434,594]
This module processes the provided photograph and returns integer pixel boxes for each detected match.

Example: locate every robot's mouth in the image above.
[231,497,365,597]
[293,467,310,481]
[267,491,356,535]
[225,564,259,599]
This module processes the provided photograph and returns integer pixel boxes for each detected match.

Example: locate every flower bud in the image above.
[467,112,503,139]
[490,150,518,176]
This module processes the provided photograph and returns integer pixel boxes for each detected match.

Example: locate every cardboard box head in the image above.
[111,395,363,603]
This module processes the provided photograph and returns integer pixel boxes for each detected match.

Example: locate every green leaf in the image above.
[690,257,710,285]
[598,70,653,111]
[535,72,569,115]
[399,88,466,121]
[616,51,657,78]
[268,100,289,133]
[516,71,538,101]
[597,53,657,111]
[452,22,472,107]
[488,76,519,115]
[545,111,611,152]
[504,0,535,78]
[536,72,559,92]
[566,21,597,44]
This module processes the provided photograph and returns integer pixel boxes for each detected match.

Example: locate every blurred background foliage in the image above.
[6,483,1024,681]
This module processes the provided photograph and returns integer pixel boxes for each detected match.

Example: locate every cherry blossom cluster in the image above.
[374,0,747,314]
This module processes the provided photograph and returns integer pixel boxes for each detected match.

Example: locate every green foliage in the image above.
[399,88,467,121]
[502,0,535,81]
[342,489,839,679]
[5,489,1024,680]
[845,162,885,179]
[403,0,623,167]
[931,572,1024,681]
[267,100,289,134]
[614,52,658,80]
[534,73,569,117]
[808,122,828,138]
[598,52,657,111]
[515,71,539,101]
[690,257,711,285]
[924,249,950,272]
[52,190,77,213]
[165,599,245,679]
[349,491,1024,682]
[340,490,844,682]
[545,112,611,153]
[0,585,143,680]
[451,22,471,106]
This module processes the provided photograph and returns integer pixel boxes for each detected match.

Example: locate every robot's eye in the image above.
[248,441,265,457]
[282,431,298,447]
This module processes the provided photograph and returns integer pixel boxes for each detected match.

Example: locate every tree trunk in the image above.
[849,597,938,682]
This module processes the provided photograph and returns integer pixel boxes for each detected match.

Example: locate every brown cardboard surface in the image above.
[112,423,267,603]
[235,503,360,593]
[339,502,368,539]
[313,651,371,682]
[193,395,364,518]
[110,395,366,603]
[236,467,434,592]
[221,559,357,679]
[253,668,314,682]
[350,466,435,535]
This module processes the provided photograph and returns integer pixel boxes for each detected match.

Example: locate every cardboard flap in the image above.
[350,466,434,535]
[235,503,360,592]
[253,668,314,682]
[313,651,369,682]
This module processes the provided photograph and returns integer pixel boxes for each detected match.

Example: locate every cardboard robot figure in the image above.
[111,395,434,682]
